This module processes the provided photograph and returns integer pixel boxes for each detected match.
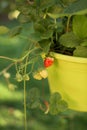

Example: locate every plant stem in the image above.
[0,63,14,76]
[21,48,38,61]
[66,15,71,32]
[0,56,17,62]
[0,48,38,63]
[54,19,58,41]
[24,79,27,130]
[23,55,29,130]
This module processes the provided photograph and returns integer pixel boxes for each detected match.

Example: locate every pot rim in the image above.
[50,52,87,63]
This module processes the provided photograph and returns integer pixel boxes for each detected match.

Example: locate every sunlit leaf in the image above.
[59,32,80,48]
[47,13,67,19]
[73,15,87,39]
[81,40,87,47]
[73,46,87,58]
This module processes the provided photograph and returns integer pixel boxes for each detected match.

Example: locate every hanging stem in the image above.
[23,55,29,130]
[0,63,14,76]
[0,48,38,63]
[24,79,27,130]
[54,19,58,41]
[66,15,71,32]
[0,56,17,62]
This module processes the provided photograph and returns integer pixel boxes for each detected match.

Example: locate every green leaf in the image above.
[17,13,30,23]
[62,0,77,6]
[0,26,9,35]
[47,12,67,19]
[64,0,87,15]
[50,103,60,115]
[49,5,63,14]
[30,48,43,58]
[49,92,68,115]
[20,22,34,38]
[73,15,87,39]
[48,0,87,19]
[39,0,57,10]
[29,29,53,42]
[34,23,46,33]
[50,92,62,104]
[28,88,40,101]
[73,46,87,58]
[39,39,51,53]
[8,26,22,37]
[41,30,53,39]
[29,32,42,42]
[59,32,80,48]
[57,100,68,112]
[29,100,40,109]
[16,0,25,2]
[81,40,87,47]
[28,88,40,109]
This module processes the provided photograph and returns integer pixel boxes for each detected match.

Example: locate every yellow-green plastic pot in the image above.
[47,52,87,112]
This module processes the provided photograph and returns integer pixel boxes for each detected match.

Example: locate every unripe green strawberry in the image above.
[44,57,54,67]
[16,72,23,82]
[39,69,48,79]
[33,72,42,80]
[23,74,30,81]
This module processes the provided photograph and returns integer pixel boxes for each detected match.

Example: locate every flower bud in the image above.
[3,72,10,78]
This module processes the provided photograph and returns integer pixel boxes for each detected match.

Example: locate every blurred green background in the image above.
[0,0,87,130]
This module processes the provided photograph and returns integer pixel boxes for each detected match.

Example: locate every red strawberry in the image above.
[44,57,54,68]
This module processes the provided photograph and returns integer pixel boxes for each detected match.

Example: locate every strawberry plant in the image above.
[0,0,87,130]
